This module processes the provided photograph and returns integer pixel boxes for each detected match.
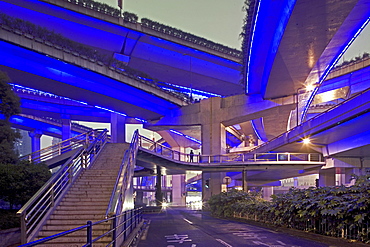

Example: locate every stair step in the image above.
[59,201,108,206]
[38,229,107,237]
[62,197,110,202]
[42,223,110,231]
[50,214,105,220]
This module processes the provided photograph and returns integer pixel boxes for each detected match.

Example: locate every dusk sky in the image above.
[98,0,369,61]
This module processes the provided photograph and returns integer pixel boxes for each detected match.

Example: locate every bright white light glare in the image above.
[302,138,311,144]
[305,84,316,92]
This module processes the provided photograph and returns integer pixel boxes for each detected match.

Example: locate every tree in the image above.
[0,161,51,209]
[0,72,21,164]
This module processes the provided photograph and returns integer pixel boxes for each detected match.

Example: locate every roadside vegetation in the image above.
[0,72,51,230]
[207,175,370,243]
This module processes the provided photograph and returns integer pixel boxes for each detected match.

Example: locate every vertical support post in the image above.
[242,169,248,192]
[87,221,92,247]
[51,183,55,207]
[112,215,117,247]
[123,211,127,241]
[155,166,162,206]
[20,213,27,244]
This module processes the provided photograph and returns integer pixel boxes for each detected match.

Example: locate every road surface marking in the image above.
[215,238,233,247]
[165,234,192,244]
[276,240,286,245]
[183,217,194,224]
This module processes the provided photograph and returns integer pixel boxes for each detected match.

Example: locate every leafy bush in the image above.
[0,161,51,209]
[207,176,370,242]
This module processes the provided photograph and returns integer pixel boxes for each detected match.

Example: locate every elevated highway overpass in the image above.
[0,0,370,196]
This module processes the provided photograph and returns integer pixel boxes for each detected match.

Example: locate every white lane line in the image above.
[215,238,233,247]
[276,240,286,245]
[183,217,193,224]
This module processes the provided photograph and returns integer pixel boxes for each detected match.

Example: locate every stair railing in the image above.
[105,129,140,246]
[17,129,109,244]
[20,130,98,164]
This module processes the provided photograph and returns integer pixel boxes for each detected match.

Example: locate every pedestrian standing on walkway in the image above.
[189,150,194,162]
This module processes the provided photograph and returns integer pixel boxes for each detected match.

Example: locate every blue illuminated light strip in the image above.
[301,17,370,122]
[11,84,89,105]
[170,129,202,144]
[94,106,127,117]
[251,119,263,141]
[159,82,221,98]
[245,0,262,94]
[11,84,149,122]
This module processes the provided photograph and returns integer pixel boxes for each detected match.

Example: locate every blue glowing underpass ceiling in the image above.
[0,0,243,97]
[0,41,179,120]
[246,0,367,100]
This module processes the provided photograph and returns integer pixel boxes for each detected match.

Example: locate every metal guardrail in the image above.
[18,207,143,247]
[104,130,141,246]
[19,130,98,164]
[138,135,323,164]
[17,129,109,244]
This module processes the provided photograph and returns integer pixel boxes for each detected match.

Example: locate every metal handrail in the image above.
[19,130,97,164]
[106,130,139,217]
[17,129,109,244]
[138,135,324,164]
[18,207,143,247]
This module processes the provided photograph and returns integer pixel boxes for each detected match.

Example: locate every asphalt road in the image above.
[137,207,341,247]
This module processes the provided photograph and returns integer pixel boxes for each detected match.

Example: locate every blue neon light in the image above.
[246,0,262,94]
[11,84,153,122]
[94,106,127,117]
[301,17,370,121]
[159,82,221,98]
[170,129,202,144]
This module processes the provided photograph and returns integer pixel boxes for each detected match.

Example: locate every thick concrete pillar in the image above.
[242,170,248,192]
[61,115,71,141]
[172,174,186,206]
[110,113,126,143]
[201,98,227,200]
[171,147,186,206]
[155,166,163,206]
[28,130,42,153]
[262,187,273,201]
[293,177,298,187]
[135,191,144,206]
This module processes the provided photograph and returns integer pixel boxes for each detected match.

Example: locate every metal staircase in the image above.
[17,130,142,247]
[35,143,128,247]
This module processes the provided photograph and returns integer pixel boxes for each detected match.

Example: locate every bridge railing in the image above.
[105,130,141,246]
[17,129,109,244]
[19,130,99,164]
[138,135,323,164]
[249,87,370,154]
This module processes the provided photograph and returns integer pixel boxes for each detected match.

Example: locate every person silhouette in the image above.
[189,150,194,162]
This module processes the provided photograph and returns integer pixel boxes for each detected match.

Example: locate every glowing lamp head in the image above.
[302,138,311,144]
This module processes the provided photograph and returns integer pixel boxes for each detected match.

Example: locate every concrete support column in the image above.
[242,170,248,192]
[262,187,273,201]
[172,175,186,206]
[135,191,144,206]
[61,115,71,141]
[110,113,126,143]
[319,168,335,187]
[155,166,163,206]
[293,177,298,187]
[28,130,42,153]
[171,146,186,206]
[201,98,226,200]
